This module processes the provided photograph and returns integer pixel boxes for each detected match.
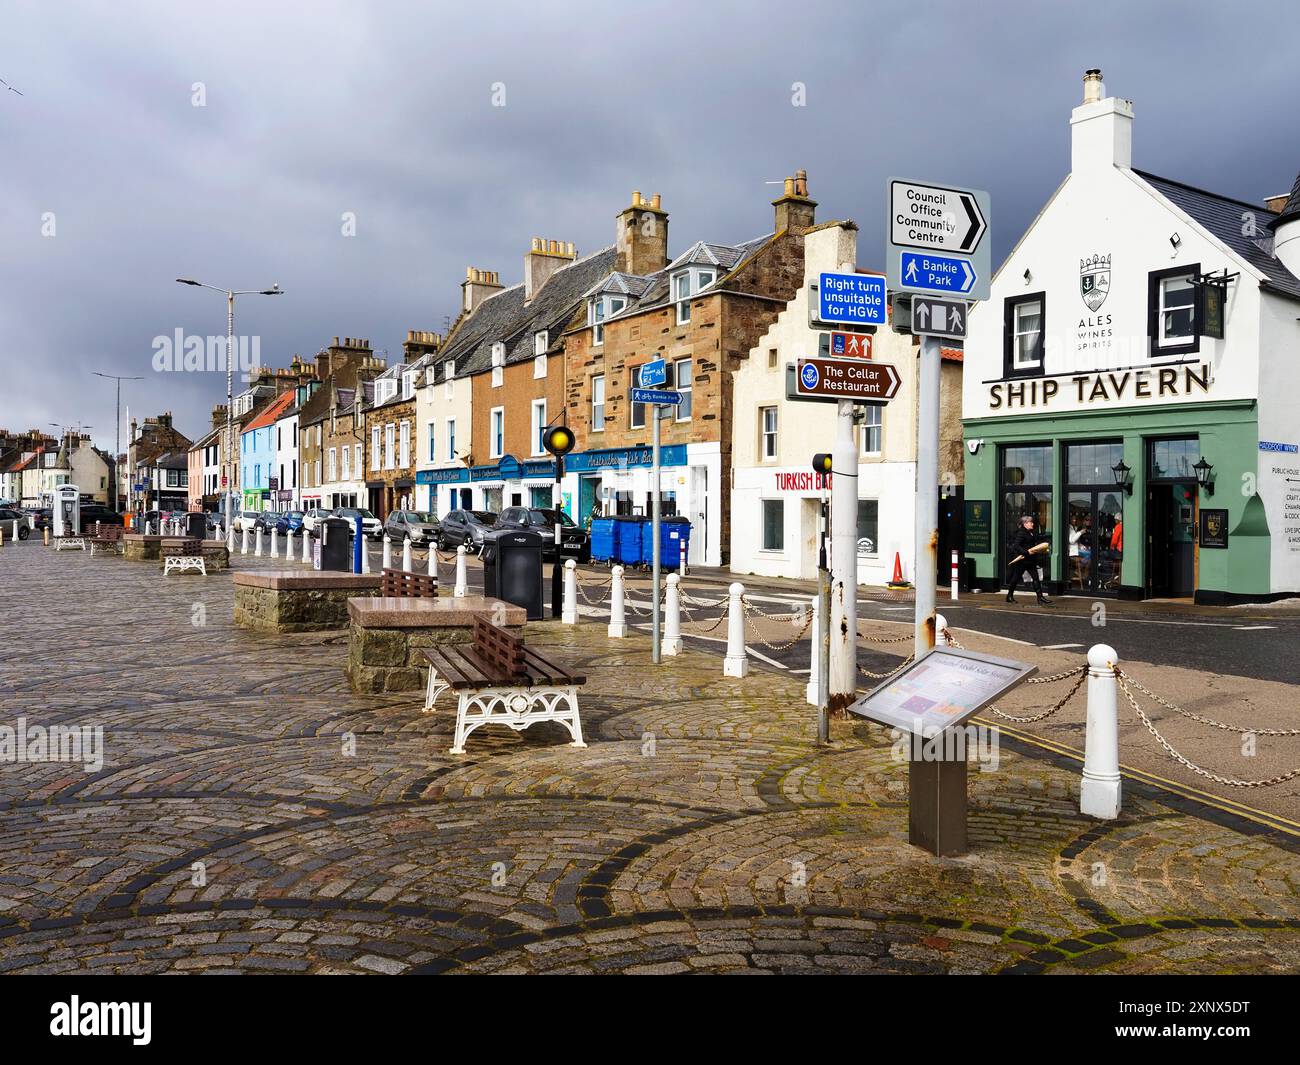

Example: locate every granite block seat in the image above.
[345,595,525,694]
[234,569,381,633]
[122,534,166,562]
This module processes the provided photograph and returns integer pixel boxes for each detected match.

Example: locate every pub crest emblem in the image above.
[1080,253,1111,311]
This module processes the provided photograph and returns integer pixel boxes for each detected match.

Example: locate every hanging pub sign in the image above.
[1197,282,1226,339]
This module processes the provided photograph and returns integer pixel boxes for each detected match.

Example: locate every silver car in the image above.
[384,509,440,544]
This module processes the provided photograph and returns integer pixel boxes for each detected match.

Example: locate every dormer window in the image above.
[590,295,626,346]
[674,269,715,325]
[402,371,415,400]
[491,343,504,387]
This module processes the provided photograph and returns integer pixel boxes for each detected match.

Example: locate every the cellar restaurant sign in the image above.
[989,362,1211,411]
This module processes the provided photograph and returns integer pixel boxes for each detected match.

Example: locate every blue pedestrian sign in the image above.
[899,252,977,296]
[639,359,667,387]
[815,272,886,326]
[629,387,682,405]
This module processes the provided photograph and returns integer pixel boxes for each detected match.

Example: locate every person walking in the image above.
[1006,514,1052,605]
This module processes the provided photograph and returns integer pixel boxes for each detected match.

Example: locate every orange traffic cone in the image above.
[886,551,911,589]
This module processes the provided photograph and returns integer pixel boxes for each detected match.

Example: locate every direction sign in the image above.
[813,272,886,326]
[911,296,968,340]
[890,179,987,254]
[822,331,873,359]
[639,359,667,387]
[886,177,990,301]
[787,357,900,404]
[629,387,682,405]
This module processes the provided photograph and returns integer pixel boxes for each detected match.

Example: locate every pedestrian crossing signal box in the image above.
[888,294,913,336]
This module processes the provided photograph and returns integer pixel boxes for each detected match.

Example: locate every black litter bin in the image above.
[319,517,352,571]
[185,511,207,540]
[484,530,544,620]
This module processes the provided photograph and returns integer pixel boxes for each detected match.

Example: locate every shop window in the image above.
[761,499,784,551]
[856,499,879,555]
[860,405,882,455]
[1003,293,1045,377]
[1002,444,1052,486]
[760,406,778,461]
[1065,441,1123,485]
[1148,265,1200,356]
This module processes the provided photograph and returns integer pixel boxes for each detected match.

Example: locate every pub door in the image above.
[1146,483,1196,598]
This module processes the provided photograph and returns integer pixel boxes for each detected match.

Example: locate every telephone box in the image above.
[53,485,81,537]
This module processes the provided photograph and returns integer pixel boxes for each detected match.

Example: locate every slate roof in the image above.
[1269,170,1300,230]
[601,233,774,321]
[434,246,621,377]
[1135,170,1300,302]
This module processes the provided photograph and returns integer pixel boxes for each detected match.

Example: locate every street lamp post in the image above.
[92,373,142,511]
[176,279,283,534]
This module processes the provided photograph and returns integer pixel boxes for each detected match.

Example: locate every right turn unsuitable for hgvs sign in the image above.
[787,356,901,404]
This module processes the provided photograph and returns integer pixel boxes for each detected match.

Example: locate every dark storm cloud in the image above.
[2,0,1297,450]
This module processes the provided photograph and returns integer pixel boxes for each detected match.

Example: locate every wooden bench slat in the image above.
[520,646,584,686]
[421,647,480,689]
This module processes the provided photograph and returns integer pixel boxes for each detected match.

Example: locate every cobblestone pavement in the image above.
[1,540,1298,974]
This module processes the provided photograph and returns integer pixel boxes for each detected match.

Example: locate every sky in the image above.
[3,0,1298,455]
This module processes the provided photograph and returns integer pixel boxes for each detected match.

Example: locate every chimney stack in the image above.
[461,267,504,314]
[772,168,817,234]
[1070,68,1133,174]
[524,237,578,300]
[616,190,669,275]
[1267,171,1300,279]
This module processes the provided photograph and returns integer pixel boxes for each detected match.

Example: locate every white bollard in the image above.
[145,521,153,536]
[951,549,960,601]
[302,526,311,564]
[806,593,821,705]
[563,559,578,625]
[454,545,467,597]
[428,542,437,578]
[1081,644,1122,819]
[608,565,627,638]
[270,527,278,559]
[227,525,235,553]
[361,534,371,574]
[12,518,19,541]
[240,525,249,555]
[679,537,688,578]
[663,573,682,654]
[285,528,295,560]
[382,533,393,571]
[723,582,749,678]
[254,527,263,557]
[402,536,412,573]
[936,613,948,647]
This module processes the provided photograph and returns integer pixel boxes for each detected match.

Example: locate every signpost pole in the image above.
[817,479,831,745]
[829,400,858,708]
[914,334,942,659]
[651,404,662,664]
[552,455,563,619]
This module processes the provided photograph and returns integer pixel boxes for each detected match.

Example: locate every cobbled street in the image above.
[1,541,1298,975]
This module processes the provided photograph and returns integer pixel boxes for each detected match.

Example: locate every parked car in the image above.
[0,507,32,539]
[331,507,383,540]
[437,510,498,551]
[489,507,589,562]
[274,511,306,535]
[252,512,281,533]
[383,509,440,544]
[31,507,53,531]
[79,504,124,527]
[232,511,262,533]
[300,508,326,535]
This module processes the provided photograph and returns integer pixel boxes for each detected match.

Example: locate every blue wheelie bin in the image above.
[589,517,616,563]
[614,516,647,567]
[648,515,692,569]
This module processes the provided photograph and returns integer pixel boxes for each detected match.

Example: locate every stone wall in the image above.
[234,582,377,632]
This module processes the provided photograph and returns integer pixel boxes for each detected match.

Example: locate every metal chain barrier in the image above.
[576,572,614,606]
[741,597,813,651]
[677,594,728,633]
[859,653,915,680]
[985,668,1086,723]
[1116,668,1300,736]
[680,588,729,609]
[1115,669,1300,788]
[858,629,914,645]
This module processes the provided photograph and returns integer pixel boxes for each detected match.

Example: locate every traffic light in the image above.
[812,453,832,476]
[543,425,575,457]
[888,293,913,336]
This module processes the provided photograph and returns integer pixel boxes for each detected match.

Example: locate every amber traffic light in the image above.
[812,453,832,475]
[543,425,575,457]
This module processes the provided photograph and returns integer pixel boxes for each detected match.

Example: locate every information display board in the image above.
[847,647,1037,738]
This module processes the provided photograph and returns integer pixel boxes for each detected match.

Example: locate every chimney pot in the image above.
[651,193,661,210]
[1083,68,1103,105]
[632,190,642,206]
